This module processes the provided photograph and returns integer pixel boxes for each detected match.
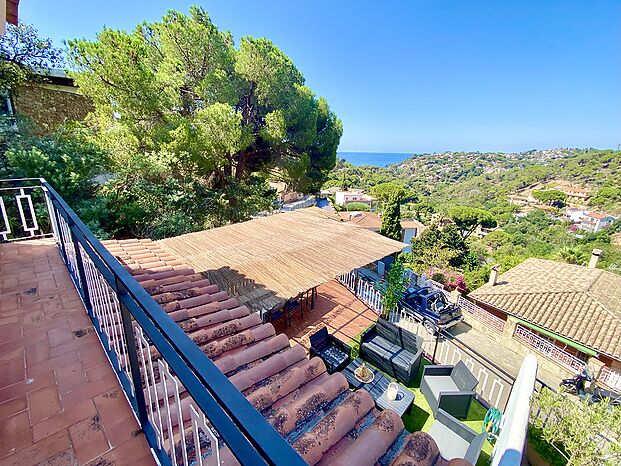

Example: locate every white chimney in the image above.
[489,264,501,286]
[588,249,602,269]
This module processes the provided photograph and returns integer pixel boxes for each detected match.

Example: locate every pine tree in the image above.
[380,194,402,241]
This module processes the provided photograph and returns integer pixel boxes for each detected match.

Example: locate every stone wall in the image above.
[12,84,93,134]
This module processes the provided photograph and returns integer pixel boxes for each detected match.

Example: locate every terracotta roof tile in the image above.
[470,258,621,358]
[103,239,459,465]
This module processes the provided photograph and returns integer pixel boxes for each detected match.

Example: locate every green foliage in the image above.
[381,260,405,318]
[345,202,370,211]
[531,387,621,465]
[380,195,402,241]
[532,189,567,205]
[3,126,107,202]
[67,6,342,219]
[591,185,621,210]
[326,148,621,292]
[0,23,64,92]
[403,224,469,273]
[370,182,407,202]
[555,247,587,266]
[448,205,497,239]
[527,425,567,466]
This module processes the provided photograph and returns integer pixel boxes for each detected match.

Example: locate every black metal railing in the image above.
[0,178,305,466]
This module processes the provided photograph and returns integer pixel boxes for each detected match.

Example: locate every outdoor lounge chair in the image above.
[309,327,352,373]
[359,318,423,386]
[420,360,478,419]
[427,408,487,465]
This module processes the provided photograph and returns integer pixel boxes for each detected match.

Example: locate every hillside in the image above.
[325,148,621,213]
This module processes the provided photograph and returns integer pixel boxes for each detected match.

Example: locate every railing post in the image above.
[51,200,69,265]
[69,223,93,317]
[116,278,150,427]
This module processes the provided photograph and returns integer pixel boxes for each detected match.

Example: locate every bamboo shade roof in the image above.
[157,208,405,313]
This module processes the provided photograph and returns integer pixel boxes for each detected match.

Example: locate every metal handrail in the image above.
[2,178,304,466]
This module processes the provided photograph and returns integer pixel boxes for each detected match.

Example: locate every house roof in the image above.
[584,212,611,220]
[338,212,425,232]
[469,258,621,359]
[158,208,405,313]
[102,238,432,465]
[338,211,382,229]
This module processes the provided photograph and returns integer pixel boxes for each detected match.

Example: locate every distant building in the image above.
[564,207,585,223]
[5,68,93,134]
[334,189,376,207]
[578,211,616,233]
[268,180,304,204]
[558,186,591,202]
[1,0,19,35]
[338,211,424,251]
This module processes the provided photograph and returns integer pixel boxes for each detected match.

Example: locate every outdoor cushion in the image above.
[318,346,348,371]
[424,376,459,398]
[452,362,478,391]
[427,420,470,460]
[360,319,423,385]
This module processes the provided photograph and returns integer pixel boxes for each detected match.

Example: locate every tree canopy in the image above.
[67,7,342,228]
[532,189,567,205]
[370,182,407,202]
[448,205,497,239]
[0,23,63,92]
[380,195,402,241]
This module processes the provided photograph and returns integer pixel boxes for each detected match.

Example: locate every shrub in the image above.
[346,202,370,211]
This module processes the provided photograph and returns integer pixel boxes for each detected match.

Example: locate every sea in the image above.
[337,151,412,167]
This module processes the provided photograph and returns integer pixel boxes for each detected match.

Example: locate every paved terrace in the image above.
[276,279,378,350]
[0,239,153,466]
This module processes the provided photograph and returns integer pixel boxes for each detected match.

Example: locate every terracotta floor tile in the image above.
[0,370,55,404]
[85,362,115,383]
[0,397,27,421]
[28,385,62,424]
[27,351,80,378]
[83,435,154,466]
[0,240,163,462]
[55,361,87,395]
[0,358,25,390]
[0,324,22,343]
[33,448,75,466]
[47,326,74,348]
[49,332,97,359]
[68,415,110,464]
[60,374,118,410]
[0,347,23,365]
[0,430,71,466]
[33,399,97,442]
[25,340,51,366]
[0,412,32,458]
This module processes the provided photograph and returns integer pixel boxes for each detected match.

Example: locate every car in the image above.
[398,285,463,334]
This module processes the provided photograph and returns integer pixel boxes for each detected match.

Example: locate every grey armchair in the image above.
[427,408,487,465]
[421,360,478,419]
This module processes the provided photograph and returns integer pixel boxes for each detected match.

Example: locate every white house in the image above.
[334,189,376,207]
[564,207,585,223]
[579,212,616,233]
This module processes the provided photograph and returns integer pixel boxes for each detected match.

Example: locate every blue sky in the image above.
[21,1,621,153]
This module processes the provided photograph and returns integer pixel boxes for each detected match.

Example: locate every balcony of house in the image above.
[0,238,154,465]
[1,178,538,466]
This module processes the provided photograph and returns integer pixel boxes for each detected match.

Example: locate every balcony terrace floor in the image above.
[0,239,153,466]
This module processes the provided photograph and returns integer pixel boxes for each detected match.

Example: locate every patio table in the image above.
[342,358,415,417]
